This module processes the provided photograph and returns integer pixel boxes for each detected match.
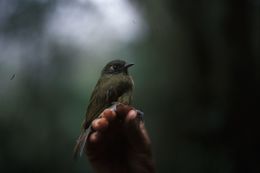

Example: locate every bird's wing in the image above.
[82,74,133,129]
[83,77,113,129]
[74,76,116,159]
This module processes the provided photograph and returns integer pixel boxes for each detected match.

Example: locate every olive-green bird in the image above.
[73,60,134,158]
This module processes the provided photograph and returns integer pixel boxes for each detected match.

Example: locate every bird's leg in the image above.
[110,102,121,112]
[109,102,144,122]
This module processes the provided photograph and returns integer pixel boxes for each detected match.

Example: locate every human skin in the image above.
[86,104,155,173]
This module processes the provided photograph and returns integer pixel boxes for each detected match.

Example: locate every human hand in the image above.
[86,104,155,173]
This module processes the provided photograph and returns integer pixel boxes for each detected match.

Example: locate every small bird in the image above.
[73,59,134,159]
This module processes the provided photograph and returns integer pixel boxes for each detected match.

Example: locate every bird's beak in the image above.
[124,63,134,69]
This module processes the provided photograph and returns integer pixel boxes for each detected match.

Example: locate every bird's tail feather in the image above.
[73,128,90,159]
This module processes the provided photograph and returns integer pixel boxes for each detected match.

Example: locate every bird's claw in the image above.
[109,103,144,122]
[136,109,144,122]
[110,102,121,112]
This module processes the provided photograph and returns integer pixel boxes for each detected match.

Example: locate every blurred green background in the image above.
[0,0,259,173]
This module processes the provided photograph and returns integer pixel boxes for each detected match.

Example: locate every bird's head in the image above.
[102,60,134,75]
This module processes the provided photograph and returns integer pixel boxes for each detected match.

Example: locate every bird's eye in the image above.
[110,64,119,71]
[113,65,119,69]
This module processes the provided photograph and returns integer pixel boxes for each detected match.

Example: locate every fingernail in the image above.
[126,110,137,122]
[90,132,99,143]
[129,110,137,117]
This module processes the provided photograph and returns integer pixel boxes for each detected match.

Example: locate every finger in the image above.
[124,109,141,132]
[124,110,151,146]
[92,118,109,131]
[139,122,151,145]
[102,109,116,122]
[125,109,138,123]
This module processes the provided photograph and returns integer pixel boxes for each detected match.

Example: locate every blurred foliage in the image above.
[0,0,259,173]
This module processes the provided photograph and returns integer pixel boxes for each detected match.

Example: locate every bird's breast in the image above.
[104,74,133,97]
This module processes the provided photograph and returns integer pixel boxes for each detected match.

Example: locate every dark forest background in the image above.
[0,0,259,173]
